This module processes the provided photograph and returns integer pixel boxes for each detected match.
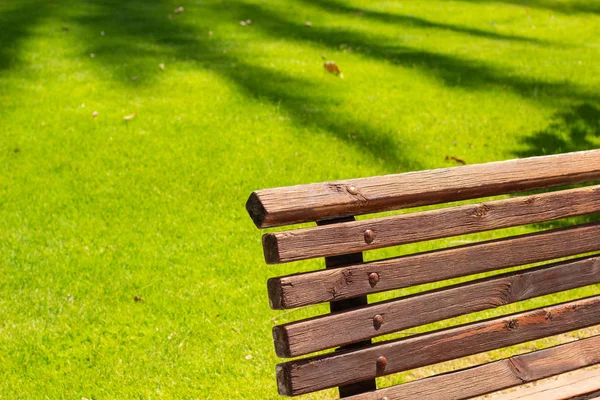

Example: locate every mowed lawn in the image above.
[1,0,599,398]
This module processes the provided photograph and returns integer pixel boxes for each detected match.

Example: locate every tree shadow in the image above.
[514,103,600,229]
[297,0,550,44]
[226,2,597,106]
[67,0,418,171]
[0,1,53,72]
[5,0,597,170]
[516,103,600,157]
[454,0,600,15]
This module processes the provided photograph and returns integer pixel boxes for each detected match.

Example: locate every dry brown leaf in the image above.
[445,155,466,165]
[124,113,136,120]
[134,295,144,302]
[323,61,343,78]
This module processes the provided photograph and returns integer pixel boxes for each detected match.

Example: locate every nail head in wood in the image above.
[376,356,388,373]
[368,272,380,288]
[347,186,359,195]
[373,314,384,330]
[364,229,376,244]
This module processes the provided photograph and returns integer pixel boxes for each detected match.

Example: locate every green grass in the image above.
[0,0,599,398]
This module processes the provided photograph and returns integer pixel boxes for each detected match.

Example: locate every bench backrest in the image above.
[246,150,600,399]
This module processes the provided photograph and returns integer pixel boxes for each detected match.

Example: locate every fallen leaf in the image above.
[134,295,144,302]
[245,354,253,360]
[240,20,247,26]
[174,6,184,14]
[445,155,466,165]
[158,63,165,70]
[323,60,343,78]
[92,111,99,117]
[124,113,136,120]
[90,53,95,58]
[305,21,312,27]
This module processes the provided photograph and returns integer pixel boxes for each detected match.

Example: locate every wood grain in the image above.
[273,256,600,357]
[268,222,600,309]
[344,336,600,400]
[247,150,600,228]
[263,185,600,263]
[481,366,600,400]
[276,296,600,396]
[316,217,376,397]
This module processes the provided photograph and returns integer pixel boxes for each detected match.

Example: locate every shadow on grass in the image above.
[68,0,418,171]
[298,0,549,44]
[454,0,600,15]
[228,2,597,105]
[515,103,600,229]
[2,0,597,168]
[516,103,600,157]
[0,1,53,72]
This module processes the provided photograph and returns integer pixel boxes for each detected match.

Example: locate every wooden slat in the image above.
[268,222,600,309]
[317,217,376,397]
[343,335,600,400]
[263,185,600,263]
[481,366,600,400]
[247,150,600,228]
[276,296,600,396]
[273,256,600,357]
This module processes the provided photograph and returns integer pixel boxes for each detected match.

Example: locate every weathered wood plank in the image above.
[276,296,600,396]
[273,256,600,357]
[268,222,600,309]
[247,150,600,228]
[263,185,600,263]
[316,217,376,397]
[481,366,600,400]
[344,336,600,400]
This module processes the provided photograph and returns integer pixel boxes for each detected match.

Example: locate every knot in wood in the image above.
[368,272,380,288]
[472,204,490,217]
[364,229,376,244]
[376,356,388,373]
[373,314,384,330]
[506,319,519,331]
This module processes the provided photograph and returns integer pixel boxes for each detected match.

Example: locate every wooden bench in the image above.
[245,150,600,399]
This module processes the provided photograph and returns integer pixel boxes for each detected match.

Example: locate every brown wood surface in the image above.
[480,366,600,400]
[247,150,600,228]
[273,256,600,357]
[276,296,600,396]
[343,336,600,400]
[263,185,600,263]
[317,217,376,397]
[268,222,600,309]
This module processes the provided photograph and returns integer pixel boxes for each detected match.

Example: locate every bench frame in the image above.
[246,150,600,399]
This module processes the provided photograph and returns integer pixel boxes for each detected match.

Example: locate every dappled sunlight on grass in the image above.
[0,0,599,397]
